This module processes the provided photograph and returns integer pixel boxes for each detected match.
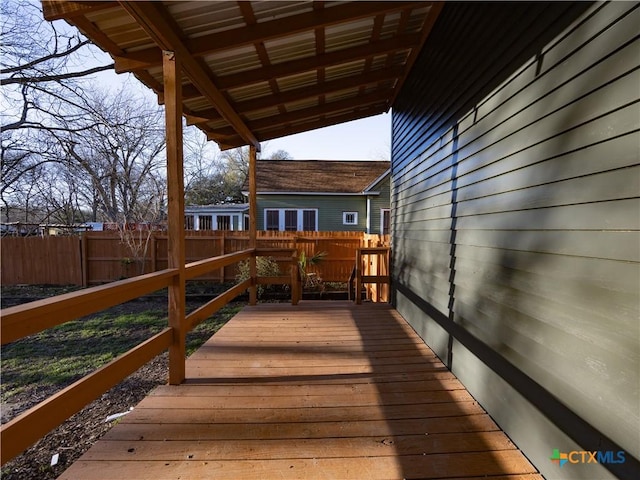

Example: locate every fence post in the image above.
[81,233,88,287]
[150,234,157,273]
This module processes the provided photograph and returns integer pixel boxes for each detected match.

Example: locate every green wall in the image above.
[391,3,639,480]
[257,195,367,231]
[368,174,391,234]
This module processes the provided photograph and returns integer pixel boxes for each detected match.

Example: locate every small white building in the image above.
[184,204,249,231]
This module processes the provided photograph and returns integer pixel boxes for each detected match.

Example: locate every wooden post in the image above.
[355,248,362,305]
[150,234,157,273]
[291,252,300,306]
[248,144,258,305]
[81,233,88,287]
[219,234,225,283]
[163,50,186,385]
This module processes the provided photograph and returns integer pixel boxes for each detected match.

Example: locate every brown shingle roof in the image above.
[248,160,390,194]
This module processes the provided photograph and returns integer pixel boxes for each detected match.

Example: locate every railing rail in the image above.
[0,269,178,345]
[0,247,301,465]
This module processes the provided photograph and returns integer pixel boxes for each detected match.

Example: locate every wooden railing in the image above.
[353,247,391,304]
[0,248,300,465]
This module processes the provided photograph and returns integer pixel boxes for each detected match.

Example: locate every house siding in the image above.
[257,195,367,231]
[391,3,639,480]
[368,175,391,234]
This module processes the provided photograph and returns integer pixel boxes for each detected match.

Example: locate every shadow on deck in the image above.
[59,301,540,479]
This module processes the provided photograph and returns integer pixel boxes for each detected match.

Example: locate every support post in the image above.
[248,144,258,305]
[163,50,186,385]
[291,252,300,306]
[219,234,225,283]
[355,248,362,305]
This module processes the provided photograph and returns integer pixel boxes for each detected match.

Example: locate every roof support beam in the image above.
[162,50,186,385]
[185,67,404,125]
[119,1,260,150]
[390,2,444,106]
[41,1,114,21]
[216,34,419,91]
[241,89,393,133]
[114,2,423,73]
[216,105,387,150]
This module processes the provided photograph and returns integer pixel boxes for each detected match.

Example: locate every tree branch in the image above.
[0,39,92,74]
[1,63,115,85]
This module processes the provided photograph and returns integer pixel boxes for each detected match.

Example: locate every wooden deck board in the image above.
[59,301,541,480]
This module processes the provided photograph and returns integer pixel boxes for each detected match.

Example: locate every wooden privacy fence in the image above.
[1,231,389,286]
[0,236,83,285]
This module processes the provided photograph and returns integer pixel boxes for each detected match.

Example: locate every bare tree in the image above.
[1,0,114,132]
[56,87,167,224]
[0,0,117,220]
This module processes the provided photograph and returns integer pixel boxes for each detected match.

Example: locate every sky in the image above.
[263,113,391,161]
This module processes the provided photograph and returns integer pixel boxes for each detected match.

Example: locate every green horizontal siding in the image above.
[392,3,639,479]
[257,195,367,231]
[368,175,391,234]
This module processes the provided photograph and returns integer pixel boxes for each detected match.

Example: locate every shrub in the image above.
[236,256,281,299]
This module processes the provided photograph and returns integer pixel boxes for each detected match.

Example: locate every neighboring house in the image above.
[184,204,249,231]
[242,160,390,233]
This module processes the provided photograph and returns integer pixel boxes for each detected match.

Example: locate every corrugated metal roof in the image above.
[41,1,442,151]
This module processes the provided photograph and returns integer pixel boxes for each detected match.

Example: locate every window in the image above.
[266,210,279,230]
[199,215,212,230]
[184,215,194,230]
[343,211,358,225]
[217,215,231,231]
[284,210,298,231]
[264,209,318,231]
[381,209,390,235]
[303,210,316,232]
[244,215,249,231]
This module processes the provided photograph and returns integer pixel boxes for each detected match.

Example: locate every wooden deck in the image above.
[59,301,541,480]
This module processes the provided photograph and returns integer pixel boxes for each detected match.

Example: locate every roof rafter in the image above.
[41,0,114,20]
[216,34,419,91]
[217,105,388,150]
[210,89,392,136]
[113,2,424,73]
[44,1,442,151]
[185,67,403,126]
[390,2,444,105]
[118,1,260,150]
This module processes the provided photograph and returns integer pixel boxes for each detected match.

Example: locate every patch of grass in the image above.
[1,298,246,404]
[1,309,168,402]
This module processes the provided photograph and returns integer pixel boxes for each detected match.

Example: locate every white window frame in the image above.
[381,208,391,235]
[184,214,195,230]
[264,208,318,231]
[343,211,358,225]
